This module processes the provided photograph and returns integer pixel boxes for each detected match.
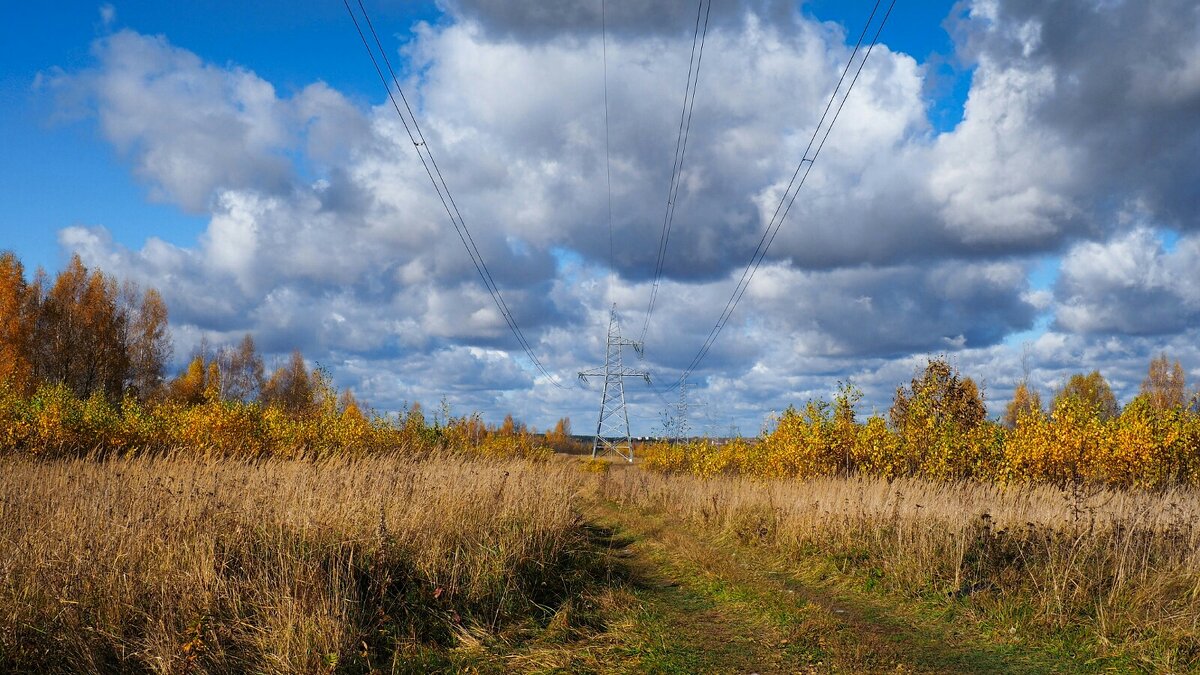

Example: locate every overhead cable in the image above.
[667,0,898,391]
[640,0,713,345]
[344,0,567,389]
[601,0,615,281]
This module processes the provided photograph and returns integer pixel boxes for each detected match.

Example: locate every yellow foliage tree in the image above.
[1141,353,1185,411]
[169,355,210,406]
[1053,371,1119,420]
[1003,380,1043,428]
[889,358,989,479]
[262,350,315,415]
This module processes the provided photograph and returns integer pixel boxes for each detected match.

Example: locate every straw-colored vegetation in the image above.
[0,454,602,673]
[4,251,1200,671]
[4,454,1198,672]
[596,466,1200,670]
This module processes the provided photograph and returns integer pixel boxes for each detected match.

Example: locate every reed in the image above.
[0,454,590,673]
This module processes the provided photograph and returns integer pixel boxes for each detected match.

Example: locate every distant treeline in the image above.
[0,251,575,458]
[646,356,1200,488]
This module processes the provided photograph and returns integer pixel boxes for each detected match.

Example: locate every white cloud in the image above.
[45,0,1200,432]
[1056,227,1200,335]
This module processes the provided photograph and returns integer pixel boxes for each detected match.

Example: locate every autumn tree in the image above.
[1140,353,1185,411]
[890,358,987,432]
[168,355,211,406]
[0,251,175,401]
[889,358,989,478]
[35,255,130,399]
[547,417,571,439]
[126,288,172,400]
[1003,380,1043,427]
[339,389,369,426]
[544,416,573,451]
[404,402,426,433]
[1053,371,1119,419]
[34,255,85,390]
[499,413,518,436]
[339,388,362,414]
[217,333,264,402]
[262,350,315,414]
[0,252,35,393]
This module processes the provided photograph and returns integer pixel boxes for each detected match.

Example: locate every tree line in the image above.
[1001,354,1192,427]
[647,355,1200,487]
[0,252,170,401]
[0,250,579,459]
[0,250,360,415]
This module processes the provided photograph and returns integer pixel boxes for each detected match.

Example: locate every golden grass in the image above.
[0,453,591,673]
[5,451,1200,671]
[597,467,1200,668]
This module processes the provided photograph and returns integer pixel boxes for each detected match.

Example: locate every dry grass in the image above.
[0,453,594,673]
[597,467,1200,668]
[6,451,1200,672]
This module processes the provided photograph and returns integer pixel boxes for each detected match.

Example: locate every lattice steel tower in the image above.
[579,305,650,462]
[665,380,698,441]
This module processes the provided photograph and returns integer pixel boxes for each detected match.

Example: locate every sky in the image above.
[2,0,1199,435]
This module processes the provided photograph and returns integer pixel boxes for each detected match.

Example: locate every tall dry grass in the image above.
[598,468,1200,667]
[0,454,592,673]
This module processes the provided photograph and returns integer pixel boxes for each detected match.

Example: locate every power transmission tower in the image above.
[676,381,703,440]
[662,381,697,441]
[579,306,650,462]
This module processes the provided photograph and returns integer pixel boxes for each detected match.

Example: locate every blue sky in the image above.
[2,0,1198,434]
[1,0,969,273]
[1,1,443,274]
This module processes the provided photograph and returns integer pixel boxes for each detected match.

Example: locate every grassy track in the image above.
[582,501,1071,674]
[476,491,1083,674]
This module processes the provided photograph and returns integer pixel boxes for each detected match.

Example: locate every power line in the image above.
[601,0,615,282]
[668,0,897,391]
[344,0,567,389]
[640,0,712,345]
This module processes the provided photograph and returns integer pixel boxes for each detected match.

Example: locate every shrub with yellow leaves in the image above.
[0,379,550,462]
[644,358,1200,489]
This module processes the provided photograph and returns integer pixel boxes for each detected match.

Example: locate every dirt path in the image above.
[585,501,1064,674]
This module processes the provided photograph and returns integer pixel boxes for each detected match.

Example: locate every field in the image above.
[2,452,1198,673]
[0,454,596,673]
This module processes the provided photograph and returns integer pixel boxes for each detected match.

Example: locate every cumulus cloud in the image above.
[951,0,1200,232]
[438,0,787,39]
[42,0,1200,431]
[45,31,377,213]
[1055,228,1200,335]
